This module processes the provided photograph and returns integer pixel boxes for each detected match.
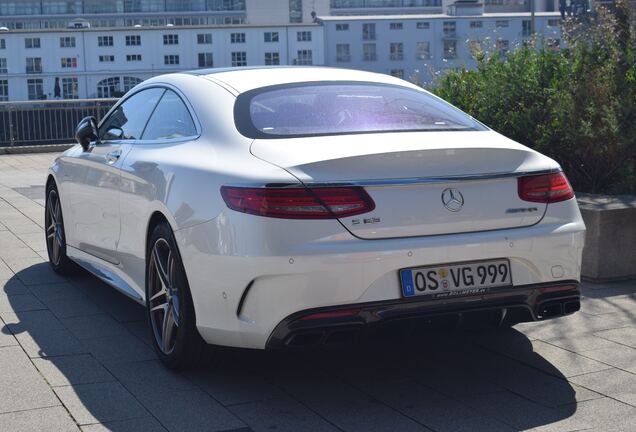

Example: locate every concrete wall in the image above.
[578,194,636,282]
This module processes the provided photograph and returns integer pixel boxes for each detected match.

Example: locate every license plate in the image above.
[400,259,512,298]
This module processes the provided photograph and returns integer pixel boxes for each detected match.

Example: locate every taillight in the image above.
[220,186,375,219]
[299,308,361,321]
[518,172,574,203]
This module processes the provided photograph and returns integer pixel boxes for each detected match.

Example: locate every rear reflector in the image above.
[220,186,375,219]
[518,172,574,203]
[538,284,578,293]
[299,308,361,321]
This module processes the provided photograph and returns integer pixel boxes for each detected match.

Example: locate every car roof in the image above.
[183,66,416,94]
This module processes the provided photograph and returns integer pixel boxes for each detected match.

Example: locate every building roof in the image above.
[318,12,561,21]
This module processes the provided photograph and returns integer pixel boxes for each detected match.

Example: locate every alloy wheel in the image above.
[148,238,181,355]
[45,189,64,266]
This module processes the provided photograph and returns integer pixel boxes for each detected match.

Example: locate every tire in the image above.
[146,221,204,369]
[45,181,74,274]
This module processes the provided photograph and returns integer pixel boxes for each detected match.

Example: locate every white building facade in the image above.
[0,24,324,100]
[321,12,563,83]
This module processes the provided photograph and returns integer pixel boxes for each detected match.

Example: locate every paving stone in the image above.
[81,417,168,432]
[544,333,619,353]
[0,406,79,432]
[1,309,65,334]
[186,368,285,407]
[33,354,115,386]
[106,359,196,396]
[0,323,17,347]
[82,333,157,364]
[0,278,30,295]
[0,345,60,413]
[134,388,246,432]
[553,396,636,431]
[44,295,104,319]
[594,327,636,349]
[582,343,636,374]
[570,368,636,407]
[13,327,88,358]
[269,369,429,432]
[28,282,85,302]
[61,314,129,340]
[54,381,149,425]
[0,292,46,313]
[7,259,67,285]
[230,396,340,432]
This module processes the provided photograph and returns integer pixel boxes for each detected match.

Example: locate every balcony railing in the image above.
[0,98,117,147]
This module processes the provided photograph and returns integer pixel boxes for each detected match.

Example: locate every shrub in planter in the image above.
[432,0,636,195]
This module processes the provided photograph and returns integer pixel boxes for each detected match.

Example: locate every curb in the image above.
[0,144,75,155]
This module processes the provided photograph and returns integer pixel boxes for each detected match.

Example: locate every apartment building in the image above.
[0,24,324,100]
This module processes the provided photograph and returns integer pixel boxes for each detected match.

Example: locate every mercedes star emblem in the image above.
[441,188,464,212]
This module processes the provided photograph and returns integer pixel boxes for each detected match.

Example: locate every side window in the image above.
[141,90,197,140]
[99,88,164,141]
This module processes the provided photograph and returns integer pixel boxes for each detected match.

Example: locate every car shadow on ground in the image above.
[1,262,583,431]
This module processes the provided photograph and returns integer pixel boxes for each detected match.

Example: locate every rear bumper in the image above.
[266,281,581,349]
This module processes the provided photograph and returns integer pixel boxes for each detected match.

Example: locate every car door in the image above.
[117,88,200,293]
[62,87,164,264]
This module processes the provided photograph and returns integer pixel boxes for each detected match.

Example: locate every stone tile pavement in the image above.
[0,153,635,431]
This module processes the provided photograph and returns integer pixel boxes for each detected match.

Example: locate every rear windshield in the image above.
[234,82,486,138]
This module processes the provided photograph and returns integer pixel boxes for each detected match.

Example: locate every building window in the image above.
[231,51,247,66]
[126,35,141,46]
[362,23,376,41]
[123,76,142,92]
[390,69,404,79]
[197,33,212,44]
[60,36,75,48]
[0,58,6,74]
[163,34,179,45]
[62,77,78,99]
[126,54,142,61]
[522,20,532,37]
[443,21,456,35]
[99,55,115,62]
[497,39,509,57]
[164,55,180,65]
[26,57,42,73]
[27,79,44,100]
[98,36,113,46]
[264,32,279,42]
[336,23,349,31]
[443,40,457,59]
[416,41,430,60]
[416,22,430,29]
[297,31,312,42]
[61,57,77,68]
[97,77,120,98]
[25,37,41,49]
[548,19,561,27]
[389,22,403,30]
[289,0,303,23]
[264,52,280,65]
[363,43,376,61]
[336,43,350,62]
[470,21,483,28]
[296,49,312,65]
[390,42,403,61]
[496,20,509,28]
[231,32,246,43]
[0,80,7,101]
[0,39,4,49]
[546,38,560,51]
[198,53,213,67]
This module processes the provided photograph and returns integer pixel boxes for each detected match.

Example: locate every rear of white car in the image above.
[174,72,585,350]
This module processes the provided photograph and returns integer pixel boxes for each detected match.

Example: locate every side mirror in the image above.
[75,116,98,151]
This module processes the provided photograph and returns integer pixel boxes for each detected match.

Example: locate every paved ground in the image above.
[0,153,635,432]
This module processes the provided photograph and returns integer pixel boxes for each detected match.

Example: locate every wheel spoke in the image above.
[47,199,57,226]
[150,301,168,313]
[149,286,167,303]
[171,300,180,327]
[47,231,55,239]
[51,235,60,263]
[162,307,175,352]
[152,244,171,291]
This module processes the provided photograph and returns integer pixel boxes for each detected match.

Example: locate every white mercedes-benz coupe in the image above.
[47,67,585,368]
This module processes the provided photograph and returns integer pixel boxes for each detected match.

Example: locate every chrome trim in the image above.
[226,168,561,189]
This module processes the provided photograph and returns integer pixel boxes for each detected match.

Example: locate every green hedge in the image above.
[432,1,636,194]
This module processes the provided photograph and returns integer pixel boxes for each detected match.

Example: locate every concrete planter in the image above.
[577,193,636,282]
